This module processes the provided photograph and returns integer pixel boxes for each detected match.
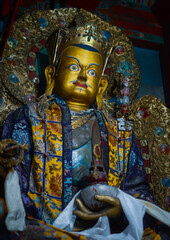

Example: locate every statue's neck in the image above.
[66,101,90,112]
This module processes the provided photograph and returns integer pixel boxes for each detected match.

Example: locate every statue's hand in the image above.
[73,195,123,221]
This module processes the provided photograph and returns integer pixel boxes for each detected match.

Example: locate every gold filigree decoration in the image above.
[71,113,93,130]
[49,174,62,197]
[37,94,54,118]
[128,95,170,211]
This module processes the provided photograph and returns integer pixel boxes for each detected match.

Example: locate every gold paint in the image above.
[53,45,106,111]
[71,114,93,130]
[73,195,122,223]
[44,65,55,96]
[128,95,170,211]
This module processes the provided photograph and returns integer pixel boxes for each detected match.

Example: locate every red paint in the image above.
[42,118,46,123]
[115,46,125,55]
[94,145,101,156]
[138,107,149,118]
[158,145,169,155]
[119,172,123,177]
[73,82,87,88]
[122,104,129,113]
[44,152,48,157]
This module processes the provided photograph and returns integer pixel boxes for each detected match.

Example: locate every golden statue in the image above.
[0,8,169,240]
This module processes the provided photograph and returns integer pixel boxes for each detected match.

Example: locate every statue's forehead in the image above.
[60,45,103,64]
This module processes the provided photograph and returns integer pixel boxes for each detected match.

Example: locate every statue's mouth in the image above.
[73,81,87,88]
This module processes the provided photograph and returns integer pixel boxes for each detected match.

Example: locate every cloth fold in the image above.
[53,189,146,240]
[5,170,26,231]
[139,199,170,226]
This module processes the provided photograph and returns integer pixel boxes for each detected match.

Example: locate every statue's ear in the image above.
[44,65,55,96]
[96,77,108,108]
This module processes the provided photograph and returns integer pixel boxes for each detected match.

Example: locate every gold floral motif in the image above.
[142,153,150,160]
[71,114,93,130]
[140,139,148,147]
[145,167,151,174]
[49,164,61,174]
[49,174,62,197]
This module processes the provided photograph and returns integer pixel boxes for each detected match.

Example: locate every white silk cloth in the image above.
[5,170,26,231]
[4,170,170,237]
[53,189,145,240]
[53,188,170,240]
[139,199,170,227]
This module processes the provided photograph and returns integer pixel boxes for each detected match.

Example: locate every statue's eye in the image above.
[69,64,79,71]
[88,69,96,77]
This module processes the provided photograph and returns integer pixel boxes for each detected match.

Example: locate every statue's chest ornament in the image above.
[71,110,102,191]
[71,110,132,191]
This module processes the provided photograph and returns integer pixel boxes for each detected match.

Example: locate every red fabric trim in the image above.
[27,56,35,66]
[29,71,37,80]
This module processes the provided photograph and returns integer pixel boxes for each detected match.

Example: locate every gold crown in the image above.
[60,23,112,57]
[46,13,113,74]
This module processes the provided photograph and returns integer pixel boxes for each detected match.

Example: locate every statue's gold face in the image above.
[54,46,103,111]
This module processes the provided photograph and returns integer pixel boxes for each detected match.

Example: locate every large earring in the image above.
[96,77,108,109]
[37,65,55,118]
[44,65,55,97]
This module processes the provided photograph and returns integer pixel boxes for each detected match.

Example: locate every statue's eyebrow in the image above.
[87,63,100,68]
[66,55,81,67]
[66,56,100,69]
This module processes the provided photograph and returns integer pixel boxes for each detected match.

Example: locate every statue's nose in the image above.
[78,68,87,81]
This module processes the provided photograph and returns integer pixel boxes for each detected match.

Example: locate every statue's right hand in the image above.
[73,195,123,221]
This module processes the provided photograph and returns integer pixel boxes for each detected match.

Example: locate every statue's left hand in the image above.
[73,195,123,221]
